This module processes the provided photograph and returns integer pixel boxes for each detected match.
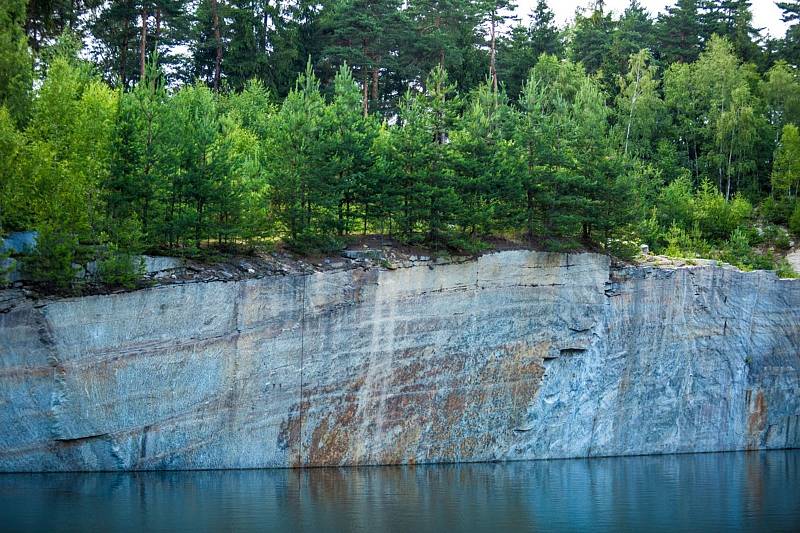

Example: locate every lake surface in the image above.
[1,450,798,532]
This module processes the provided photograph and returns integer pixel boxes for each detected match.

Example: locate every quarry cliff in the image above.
[1,250,799,471]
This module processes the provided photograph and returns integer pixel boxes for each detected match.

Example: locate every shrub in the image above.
[0,248,11,287]
[721,227,751,264]
[638,208,663,252]
[664,222,710,258]
[656,175,694,230]
[762,224,792,251]
[23,224,80,290]
[775,259,799,279]
[694,181,752,242]
[790,201,800,238]
[760,196,794,225]
[97,243,144,289]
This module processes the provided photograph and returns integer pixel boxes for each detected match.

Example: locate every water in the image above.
[1,451,798,532]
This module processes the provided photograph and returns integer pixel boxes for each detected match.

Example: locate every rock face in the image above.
[1,251,798,472]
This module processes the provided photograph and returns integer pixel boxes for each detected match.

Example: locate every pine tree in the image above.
[529,0,562,57]
[475,0,517,93]
[166,84,222,246]
[699,0,761,64]
[86,0,139,86]
[24,0,88,52]
[321,0,406,115]
[0,0,33,123]
[510,55,585,240]
[606,0,654,79]
[778,0,800,66]
[407,0,481,74]
[266,60,328,247]
[655,0,702,65]
[374,93,433,241]
[107,54,168,242]
[323,64,379,234]
[570,3,614,76]
[449,80,512,235]
[378,66,460,245]
[497,0,562,101]
[221,0,270,91]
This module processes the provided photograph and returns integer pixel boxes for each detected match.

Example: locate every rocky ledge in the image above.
[0,250,798,471]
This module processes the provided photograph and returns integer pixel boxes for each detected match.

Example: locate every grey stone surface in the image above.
[787,250,800,275]
[1,231,37,254]
[142,255,183,274]
[0,251,798,472]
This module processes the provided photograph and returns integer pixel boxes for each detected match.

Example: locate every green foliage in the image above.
[23,224,81,291]
[0,245,11,287]
[775,259,799,279]
[694,180,752,241]
[97,244,145,289]
[760,224,792,251]
[0,0,32,123]
[377,66,462,247]
[266,59,329,246]
[790,201,800,237]
[497,0,563,101]
[615,50,663,159]
[656,175,695,229]
[664,222,710,258]
[759,196,795,224]
[772,124,800,197]
[97,214,146,289]
[4,6,800,285]
[655,0,701,65]
[720,227,776,272]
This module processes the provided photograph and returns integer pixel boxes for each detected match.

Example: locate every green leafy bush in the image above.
[761,224,792,251]
[23,224,80,290]
[656,175,694,230]
[664,222,710,258]
[775,259,799,279]
[97,243,144,289]
[694,181,751,242]
[0,247,11,287]
[759,196,795,225]
[790,202,800,238]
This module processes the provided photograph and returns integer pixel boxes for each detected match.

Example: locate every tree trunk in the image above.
[436,16,444,68]
[261,9,269,53]
[362,66,369,117]
[490,14,497,93]
[140,5,148,80]
[624,65,643,157]
[210,0,222,91]
[121,15,130,86]
[154,7,161,49]
[371,62,379,103]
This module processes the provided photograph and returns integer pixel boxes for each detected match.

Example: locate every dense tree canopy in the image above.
[2,0,800,289]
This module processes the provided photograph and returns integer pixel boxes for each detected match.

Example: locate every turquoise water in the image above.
[1,450,798,532]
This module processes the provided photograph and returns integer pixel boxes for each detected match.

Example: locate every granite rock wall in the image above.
[1,251,798,471]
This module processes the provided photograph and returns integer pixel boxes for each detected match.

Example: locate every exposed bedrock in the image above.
[1,251,798,471]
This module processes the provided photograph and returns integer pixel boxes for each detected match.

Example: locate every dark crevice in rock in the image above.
[55,432,109,443]
[559,348,587,356]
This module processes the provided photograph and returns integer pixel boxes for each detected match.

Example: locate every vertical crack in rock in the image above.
[297,274,306,467]
[39,307,68,442]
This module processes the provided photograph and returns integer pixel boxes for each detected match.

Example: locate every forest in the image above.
[2,0,800,289]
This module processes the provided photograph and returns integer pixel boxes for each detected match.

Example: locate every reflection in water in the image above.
[1,450,798,532]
